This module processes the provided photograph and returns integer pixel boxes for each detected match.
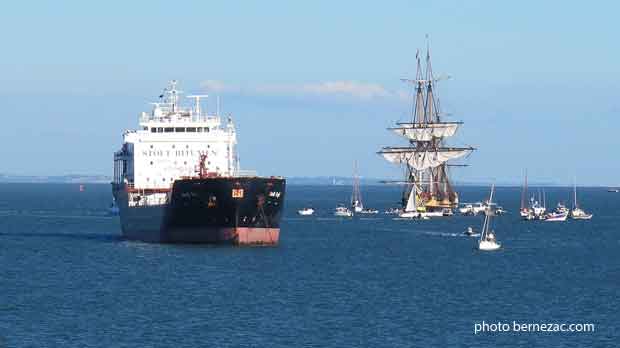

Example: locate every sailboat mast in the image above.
[574,176,578,209]
[521,169,528,210]
[480,185,495,242]
[351,161,362,208]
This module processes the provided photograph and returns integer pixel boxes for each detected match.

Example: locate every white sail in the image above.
[390,122,459,141]
[379,148,471,170]
[404,185,417,212]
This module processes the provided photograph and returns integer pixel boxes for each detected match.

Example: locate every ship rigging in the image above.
[378,45,474,217]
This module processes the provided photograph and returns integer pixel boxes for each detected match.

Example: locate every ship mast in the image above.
[379,42,474,212]
[351,161,363,210]
[521,169,528,210]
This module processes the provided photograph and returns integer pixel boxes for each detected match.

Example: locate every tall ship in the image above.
[112,81,285,244]
[378,46,474,218]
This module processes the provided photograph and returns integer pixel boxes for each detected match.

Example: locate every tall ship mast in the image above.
[378,46,474,217]
[112,80,285,244]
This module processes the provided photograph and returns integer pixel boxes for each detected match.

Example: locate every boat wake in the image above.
[375,227,475,238]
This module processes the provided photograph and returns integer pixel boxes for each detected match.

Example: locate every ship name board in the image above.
[141,150,214,157]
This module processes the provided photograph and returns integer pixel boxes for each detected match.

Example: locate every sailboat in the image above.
[398,183,423,218]
[378,43,474,219]
[351,161,364,213]
[571,178,592,220]
[519,170,532,218]
[479,185,501,251]
[350,161,378,214]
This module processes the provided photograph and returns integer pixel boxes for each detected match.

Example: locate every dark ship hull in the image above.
[112,177,285,245]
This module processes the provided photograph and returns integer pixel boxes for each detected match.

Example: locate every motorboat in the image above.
[545,204,569,221]
[464,226,479,237]
[298,208,315,216]
[334,205,353,217]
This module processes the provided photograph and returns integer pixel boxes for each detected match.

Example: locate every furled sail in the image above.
[390,122,460,141]
[379,147,472,171]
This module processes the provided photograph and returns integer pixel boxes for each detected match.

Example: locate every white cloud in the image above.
[200,80,239,93]
[200,80,401,101]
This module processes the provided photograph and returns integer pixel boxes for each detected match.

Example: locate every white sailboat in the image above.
[351,161,364,213]
[519,170,532,218]
[399,183,419,218]
[478,185,501,251]
[350,162,379,215]
[571,178,592,220]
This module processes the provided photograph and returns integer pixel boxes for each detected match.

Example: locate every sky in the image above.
[0,0,618,185]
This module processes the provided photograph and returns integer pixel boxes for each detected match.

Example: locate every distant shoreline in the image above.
[0,174,615,188]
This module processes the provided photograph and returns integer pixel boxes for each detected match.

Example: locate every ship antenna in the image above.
[187,94,208,117]
[217,95,221,116]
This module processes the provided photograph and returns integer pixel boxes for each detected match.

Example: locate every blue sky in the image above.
[0,1,618,185]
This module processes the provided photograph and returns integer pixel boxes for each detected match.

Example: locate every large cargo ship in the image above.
[112,81,285,244]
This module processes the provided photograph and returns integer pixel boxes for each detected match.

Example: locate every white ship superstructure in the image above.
[113,80,238,201]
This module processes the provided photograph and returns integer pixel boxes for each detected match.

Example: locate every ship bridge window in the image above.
[186,127,196,132]
[204,127,210,132]
[151,128,157,133]
[157,127,164,133]
[175,127,185,132]
[197,127,203,132]
[164,127,174,133]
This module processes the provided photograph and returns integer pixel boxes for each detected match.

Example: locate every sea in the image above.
[0,183,618,347]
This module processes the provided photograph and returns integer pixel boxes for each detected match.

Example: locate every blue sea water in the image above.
[0,183,618,347]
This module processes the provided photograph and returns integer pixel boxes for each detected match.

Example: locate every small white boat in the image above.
[359,208,379,214]
[384,207,401,215]
[298,208,315,216]
[459,202,486,216]
[459,203,474,215]
[464,226,480,237]
[334,205,353,217]
[479,238,501,251]
[545,212,568,222]
[422,210,445,218]
[571,208,592,220]
[483,203,505,216]
[519,208,531,218]
[546,203,569,221]
[571,179,592,220]
[478,185,501,251]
